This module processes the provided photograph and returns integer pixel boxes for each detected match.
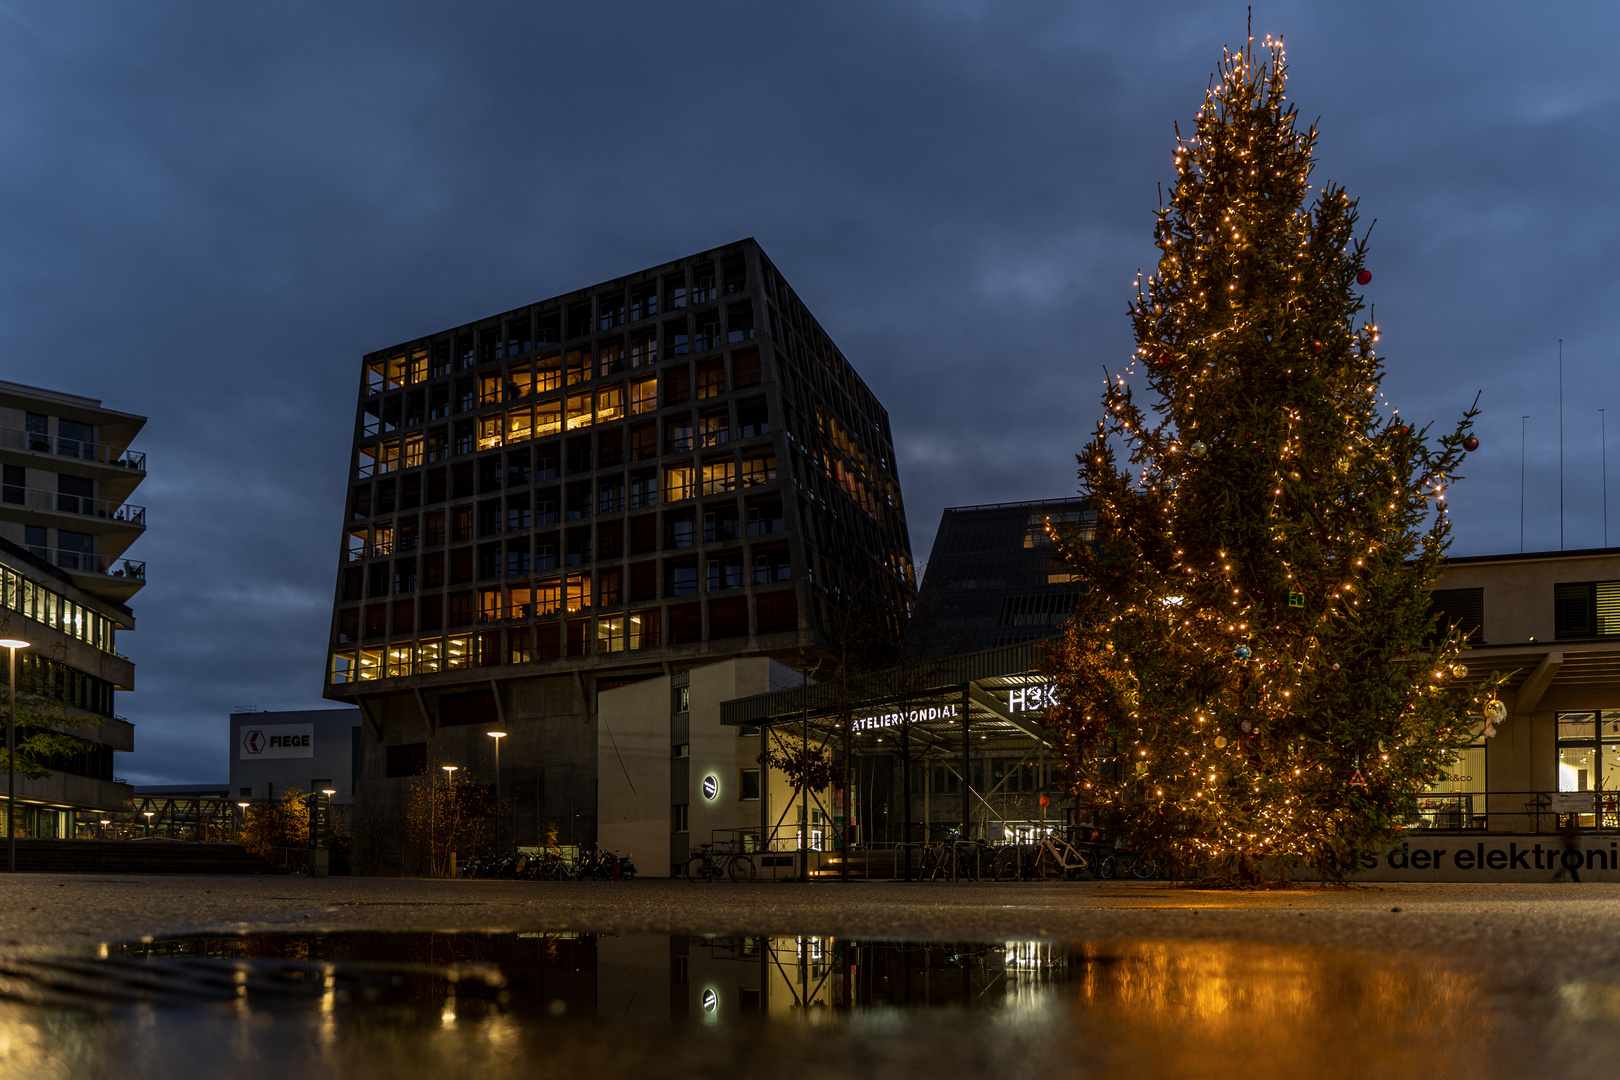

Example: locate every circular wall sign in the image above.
[702,774,719,801]
[701,988,718,1012]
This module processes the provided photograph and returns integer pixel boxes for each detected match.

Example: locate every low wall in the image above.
[1348,835,1620,882]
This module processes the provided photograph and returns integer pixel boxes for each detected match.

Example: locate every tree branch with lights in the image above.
[1042,34,1505,885]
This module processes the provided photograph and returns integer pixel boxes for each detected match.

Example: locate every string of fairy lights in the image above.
[1046,36,1504,869]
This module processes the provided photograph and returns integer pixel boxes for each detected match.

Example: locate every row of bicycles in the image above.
[463,847,638,881]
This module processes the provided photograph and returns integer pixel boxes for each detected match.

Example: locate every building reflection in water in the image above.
[0,931,1561,1079]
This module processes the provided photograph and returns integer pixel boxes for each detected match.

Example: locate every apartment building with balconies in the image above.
[0,381,144,836]
[327,239,915,858]
[0,381,147,607]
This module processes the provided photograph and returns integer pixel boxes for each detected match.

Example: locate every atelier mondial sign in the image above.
[849,684,1061,733]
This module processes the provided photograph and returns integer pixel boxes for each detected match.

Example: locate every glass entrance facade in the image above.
[1556,710,1620,827]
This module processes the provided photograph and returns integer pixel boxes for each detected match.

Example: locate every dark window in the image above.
[534,444,559,480]
[630,515,657,554]
[394,558,418,593]
[478,499,502,537]
[535,488,559,525]
[426,468,447,503]
[733,348,761,389]
[631,562,657,602]
[375,479,397,514]
[452,463,475,499]
[368,563,389,598]
[535,622,560,659]
[705,502,740,542]
[566,437,592,475]
[422,552,445,589]
[629,470,659,510]
[424,510,446,546]
[598,428,625,468]
[507,491,531,531]
[740,769,760,801]
[566,527,592,565]
[664,364,691,405]
[665,559,699,597]
[747,498,784,535]
[391,600,414,635]
[1554,582,1620,639]
[630,422,657,461]
[756,589,798,634]
[506,447,531,486]
[477,542,501,579]
[669,602,702,644]
[450,548,474,583]
[567,618,590,657]
[599,521,624,559]
[630,281,658,322]
[421,594,443,631]
[337,608,360,643]
[599,476,625,515]
[478,630,501,667]
[598,567,623,606]
[342,567,363,602]
[696,357,725,398]
[535,534,558,570]
[386,743,428,778]
[752,546,791,584]
[736,397,769,438]
[351,485,372,519]
[364,604,386,638]
[1428,587,1486,644]
[478,455,502,493]
[507,538,531,575]
[400,474,421,510]
[709,597,749,638]
[665,510,696,549]
[449,591,476,627]
[708,552,744,591]
[665,413,693,453]
[565,483,592,521]
[567,301,592,339]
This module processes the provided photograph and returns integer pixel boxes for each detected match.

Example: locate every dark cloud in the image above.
[0,1,1612,782]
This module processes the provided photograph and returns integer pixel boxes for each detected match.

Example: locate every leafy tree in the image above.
[240,786,309,856]
[1042,36,1502,883]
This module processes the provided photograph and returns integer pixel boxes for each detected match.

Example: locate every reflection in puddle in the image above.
[0,931,1564,1079]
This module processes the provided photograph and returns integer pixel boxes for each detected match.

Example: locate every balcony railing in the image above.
[1,427,145,471]
[25,547,146,579]
[1,486,146,526]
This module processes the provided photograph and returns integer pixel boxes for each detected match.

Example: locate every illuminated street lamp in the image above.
[487,732,506,855]
[99,818,110,841]
[435,765,458,877]
[0,636,31,873]
[142,810,154,838]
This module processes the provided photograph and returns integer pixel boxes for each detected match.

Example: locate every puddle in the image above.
[0,930,1579,1078]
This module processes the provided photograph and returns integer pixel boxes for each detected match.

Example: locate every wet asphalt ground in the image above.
[3,875,1620,1078]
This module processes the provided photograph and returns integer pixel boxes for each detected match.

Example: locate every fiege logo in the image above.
[238,723,316,760]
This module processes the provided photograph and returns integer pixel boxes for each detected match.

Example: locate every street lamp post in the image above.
[0,638,31,873]
[440,765,458,876]
[237,801,249,841]
[487,731,506,857]
[142,810,154,838]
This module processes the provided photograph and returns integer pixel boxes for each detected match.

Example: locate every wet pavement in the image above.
[1,876,1619,1077]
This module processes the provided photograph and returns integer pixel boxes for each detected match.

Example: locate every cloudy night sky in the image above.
[1,2,1614,784]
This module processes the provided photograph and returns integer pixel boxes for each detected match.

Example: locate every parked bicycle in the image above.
[685,842,756,882]
[1031,833,1092,880]
[1096,847,1157,880]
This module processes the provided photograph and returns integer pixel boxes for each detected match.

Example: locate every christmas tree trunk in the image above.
[1043,35,1503,885]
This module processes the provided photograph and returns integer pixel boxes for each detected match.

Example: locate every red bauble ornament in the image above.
[1039,795,1051,808]
[1463,436,1479,452]
[1357,269,1372,285]
[1311,340,1322,356]
[1157,352,1171,369]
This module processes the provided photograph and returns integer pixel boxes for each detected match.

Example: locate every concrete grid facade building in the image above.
[0,381,146,837]
[326,239,914,855]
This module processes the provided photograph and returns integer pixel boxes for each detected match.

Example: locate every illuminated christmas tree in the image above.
[1043,35,1502,883]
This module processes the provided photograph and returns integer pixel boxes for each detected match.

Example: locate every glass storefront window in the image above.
[1555,710,1620,826]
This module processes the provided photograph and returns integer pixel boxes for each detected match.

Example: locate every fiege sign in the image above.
[239,723,315,760]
